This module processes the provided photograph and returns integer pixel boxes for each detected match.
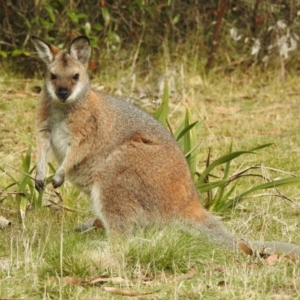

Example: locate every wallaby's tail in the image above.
[244,240,300,259]
[198,213,300,259]
[196,213,239,249]
[74,214,300,258]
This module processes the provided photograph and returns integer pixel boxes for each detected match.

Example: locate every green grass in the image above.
[1,66,300,299]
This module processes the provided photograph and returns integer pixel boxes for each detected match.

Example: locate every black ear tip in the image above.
[71,36,90,45]
[31,36,45,44]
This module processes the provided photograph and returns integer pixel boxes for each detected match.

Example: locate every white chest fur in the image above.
[50,108,70,164]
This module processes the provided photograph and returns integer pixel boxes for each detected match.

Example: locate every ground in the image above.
[0,66,300,299]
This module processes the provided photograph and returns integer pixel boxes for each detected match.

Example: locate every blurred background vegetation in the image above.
[1,0,300,77]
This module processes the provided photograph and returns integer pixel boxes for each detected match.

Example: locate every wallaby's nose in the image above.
[57,87,69,102]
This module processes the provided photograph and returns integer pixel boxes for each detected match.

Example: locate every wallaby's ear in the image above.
[31,36,60,64]
[69,36,91,66]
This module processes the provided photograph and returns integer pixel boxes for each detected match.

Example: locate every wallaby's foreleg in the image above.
[52,145,75,188]
[52,105,100,189]
[52,138,93,188]
[35,132,51,191]
[52,163,66,188]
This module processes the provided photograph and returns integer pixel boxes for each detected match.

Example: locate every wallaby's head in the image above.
[32,36,91,104]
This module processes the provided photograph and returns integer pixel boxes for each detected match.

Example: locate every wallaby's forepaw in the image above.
[35,177,45,192]
[52,172,65,188]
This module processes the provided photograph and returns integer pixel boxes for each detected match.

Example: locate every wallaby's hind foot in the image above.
[75,218,105,232]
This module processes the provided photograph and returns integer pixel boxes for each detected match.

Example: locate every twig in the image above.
[245,192,294,202]
[184,141,201,158]
[205,0,228,72]
[130,21,146,77]
[251,0,261,36]
[166,119,173,136]
[204,147,212,207]
[232,165,294,177]
[45,199,76,212]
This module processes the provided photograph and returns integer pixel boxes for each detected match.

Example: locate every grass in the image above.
[1,63,300,299]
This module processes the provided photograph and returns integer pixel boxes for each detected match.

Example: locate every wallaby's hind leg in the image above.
[75,218,105,232]
[91,167,155,235]
[76,134,239,248]
[88,134,206,234]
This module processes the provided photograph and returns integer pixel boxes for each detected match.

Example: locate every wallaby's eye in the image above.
[73,73,79,80]
[50,73,57,80]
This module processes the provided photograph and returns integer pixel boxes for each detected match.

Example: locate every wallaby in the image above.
[32,35,300,258]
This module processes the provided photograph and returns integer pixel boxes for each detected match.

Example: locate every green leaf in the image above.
[67,11,78,22]
[17,133,36,147]
[108,32,120,43]
[249,143,273,151]
[12,49,25,57]
[212,143,233,206]
[197,179,230,193]
[172,14,181,25]
[48,162,56,174]
[179,106,200,179]
[219,176,300,212]
[45,4,55,22]
[76,13,88,19]
[25,19,32,29]
[198,150,254,184]
[181,108,193,167]
[102,7,110,25]
[154,82,169,127]
[0,166,18,189]
[198,143,274,211]
[174,106,202,144]
[40,19,52,28]
[0,50,7,58]
[93,24,103,31]
[175,121,199,142]
[210,183,238,211]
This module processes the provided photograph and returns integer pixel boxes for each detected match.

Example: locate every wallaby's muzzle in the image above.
[57,87,69,102]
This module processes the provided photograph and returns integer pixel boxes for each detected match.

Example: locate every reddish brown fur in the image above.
[31,35,300,258]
